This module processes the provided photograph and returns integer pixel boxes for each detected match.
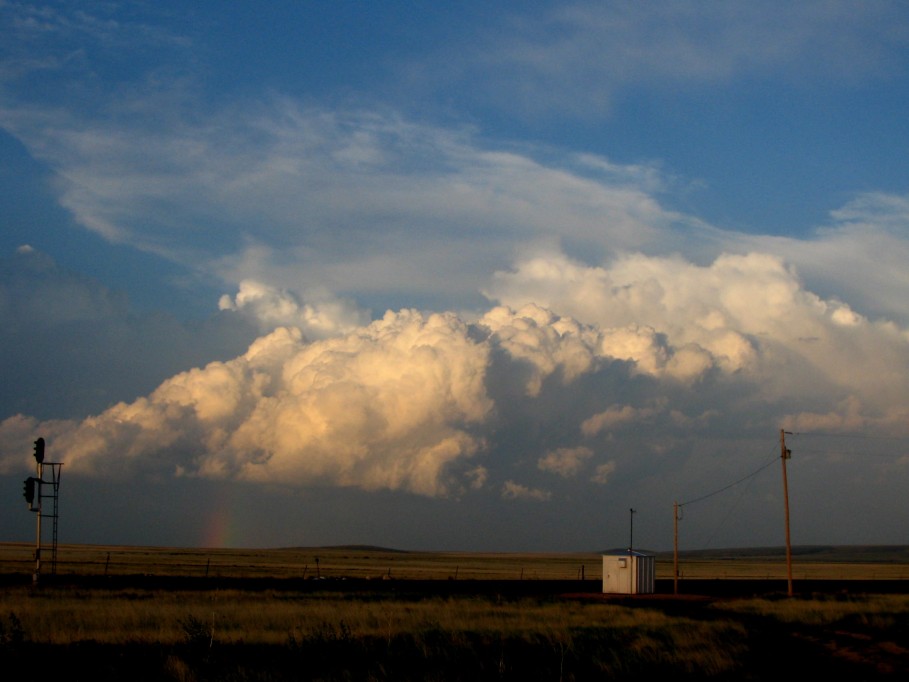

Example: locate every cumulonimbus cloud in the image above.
[0,310,493,497]
[2,248,908,497]
[487,250,909,423]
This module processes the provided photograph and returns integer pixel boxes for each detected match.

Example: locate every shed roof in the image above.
[602,549,653,557]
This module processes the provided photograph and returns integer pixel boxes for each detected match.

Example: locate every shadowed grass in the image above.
[5,585,909,679]
[713,593,909,628]
[1,586,749,678]
[2,587,736,645]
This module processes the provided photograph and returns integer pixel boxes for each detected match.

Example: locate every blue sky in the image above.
[2,1,909,552]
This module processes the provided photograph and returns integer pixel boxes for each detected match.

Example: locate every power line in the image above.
[699,467,758,550]
[672,432,797,596]
[679,452,778,508]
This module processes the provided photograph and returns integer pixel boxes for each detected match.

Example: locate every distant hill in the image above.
[653,545,909,563]
[278,545,410,554]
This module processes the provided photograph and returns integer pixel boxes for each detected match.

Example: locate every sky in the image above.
[2,1,909,553]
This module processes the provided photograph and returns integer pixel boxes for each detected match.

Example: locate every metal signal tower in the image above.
[23,437,63,584]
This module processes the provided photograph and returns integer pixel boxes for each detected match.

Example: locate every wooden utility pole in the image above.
[673,501,680,595]
[780,429,793,597]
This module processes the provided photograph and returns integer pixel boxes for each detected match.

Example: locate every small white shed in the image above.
[602,551,655,594]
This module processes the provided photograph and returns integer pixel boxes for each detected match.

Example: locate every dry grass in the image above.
[1,587,710,645]
[0,543,603,581]
[3,543,909,679]
[9,585,908,678]
[713,593,909,626]
[0,585,751,679]
[4,542,909,582]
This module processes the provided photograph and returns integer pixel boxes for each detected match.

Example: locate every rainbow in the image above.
[200,488,243,548]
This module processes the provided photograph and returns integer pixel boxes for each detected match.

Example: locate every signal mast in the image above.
[23,437,63,584]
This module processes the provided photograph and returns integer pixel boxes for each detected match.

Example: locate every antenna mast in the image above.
[673,501,680,595]
[628,508,636,553]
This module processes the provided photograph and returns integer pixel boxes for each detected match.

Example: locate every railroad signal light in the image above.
[33,437,45,464]
[23,477,35,505]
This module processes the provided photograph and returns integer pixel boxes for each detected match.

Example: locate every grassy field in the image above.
[0,542,601,581]
[4,542,909,581]
[0,584,761,680]
[2,575,909,679]
[2,543,909,679]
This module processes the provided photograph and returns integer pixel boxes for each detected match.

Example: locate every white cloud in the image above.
[6,241,909,496]
[218,279,369,338]
[487,252,760,381]
[478,304,604,395]
[501,480,551,501]
[581,404,660,437]
[2,1,909,551]
[591,461,616,485]
[537,446,593,477]
[3,239,909,557]
[489,250,909,430]
[782,395,909,436]
[0,310,494,497]
[455,2,909,118]
[0,91,695,307]
[4,1,909,328]
[772,192,909,326]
